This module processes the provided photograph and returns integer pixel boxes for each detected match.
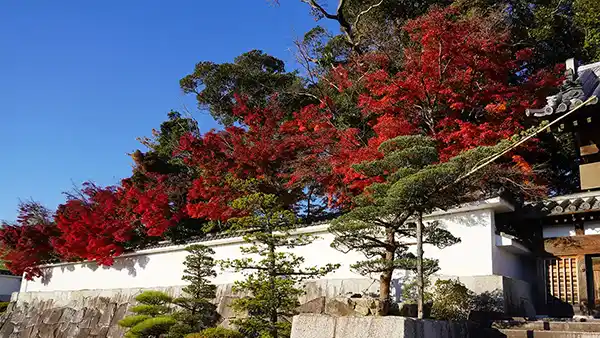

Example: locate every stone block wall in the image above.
[0,275,533,337]
[0,279,378,338]
[290,314,477,338]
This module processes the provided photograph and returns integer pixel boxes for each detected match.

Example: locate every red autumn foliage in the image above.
[52,184,130,265]
[322,7,562,203]
[179,97,337,222]
[0,202,58,279]
[52,174,184,266]
[0,7,565,277]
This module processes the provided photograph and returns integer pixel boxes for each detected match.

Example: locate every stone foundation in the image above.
[0,279,378,338]
[0,275,533,337]
[290,314,481,338]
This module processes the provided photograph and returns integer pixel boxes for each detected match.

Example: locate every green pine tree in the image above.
[330,135,536,317]
[170,245,219,336]
[119,291,177,338]
[221,179,339,338]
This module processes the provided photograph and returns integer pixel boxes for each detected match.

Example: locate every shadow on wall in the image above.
[102,255,150,277]
[435,211,488,228]
[40,255,151,286]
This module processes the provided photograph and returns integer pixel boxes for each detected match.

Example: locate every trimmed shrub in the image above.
[430,279,474,320]
[166,322,195,338]
[127,316,178,338]
[118,315,151,328]
[119,291,176,338]
[130,304,172,316]
[134,290,174,305]
[185,327,244,338]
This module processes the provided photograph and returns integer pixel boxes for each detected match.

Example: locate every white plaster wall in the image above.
[20,207,501,293]
[542,225,576,238]
[491,216,526,281]
[584,221,600,235]
[419,209,494,277]
[492,242,524,281]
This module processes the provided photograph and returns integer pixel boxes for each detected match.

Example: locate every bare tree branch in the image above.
[302,0,338,19]
[353,0,384,29]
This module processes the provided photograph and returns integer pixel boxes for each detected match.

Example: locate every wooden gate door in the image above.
[587,255,600,314]
[544,256,579,315]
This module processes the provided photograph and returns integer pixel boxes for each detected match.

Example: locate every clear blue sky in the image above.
[0,0,334,222]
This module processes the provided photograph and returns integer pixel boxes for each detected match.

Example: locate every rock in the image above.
[70,308,86,324]
[353,299,378,316]
[0,321,15,337]
[37,324,57,338]
[297,297,326,314]
[325,298,357,317]
[43,309,64,325]
[75,328,91,338]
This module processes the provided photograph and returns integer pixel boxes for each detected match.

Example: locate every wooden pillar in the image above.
[577,254,588,314]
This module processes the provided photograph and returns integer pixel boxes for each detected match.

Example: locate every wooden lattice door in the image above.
[545,257,579,305]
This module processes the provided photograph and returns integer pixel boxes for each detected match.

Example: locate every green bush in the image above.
[126,316,178,338]
[430,279,474,321]
[401,276,432,304]
[185,327,244,338]
[130,304,172,316]
[119,291,177,338]
[166,322,195,338]
[119,315,151,328]
[0,302,9,313]
[135,290,174,305]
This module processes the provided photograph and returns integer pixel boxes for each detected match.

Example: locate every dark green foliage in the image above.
[119,291,175,338]
[120,248,219,338]
[119,315,152,328]
[138,110,200,163]
[166,322,196,338]
[130,304,172,316]
[170,244,219,335]
[330,135,537,316]
[125,317,178,338]
[0,302,8,313]
[401,276,432,304]
[134,291,174,307]
[220,180,338,338]
[180,50,313,126]
[430,279,474,321]
[299,0,450,64]
[188,327,244,338]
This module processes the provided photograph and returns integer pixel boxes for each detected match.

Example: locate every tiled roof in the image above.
[525,60,600,117]
[578,61,600,100]
[137,220,330,251]
[523,190,600,217]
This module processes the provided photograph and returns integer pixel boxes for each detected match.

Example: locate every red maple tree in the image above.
[321,7,562,204]
[0,202,58,279]
[179,97,337,223]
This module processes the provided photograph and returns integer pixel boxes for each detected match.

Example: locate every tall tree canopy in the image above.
[0,2,587,284]
[180,50,313,126]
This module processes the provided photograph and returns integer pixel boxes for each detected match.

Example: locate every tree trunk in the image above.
[268,241,278,338]
[378,228,395,315]
[416,212,424,319]
[379,269,393,315]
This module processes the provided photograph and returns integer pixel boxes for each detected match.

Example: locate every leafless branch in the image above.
[353,0,384,29]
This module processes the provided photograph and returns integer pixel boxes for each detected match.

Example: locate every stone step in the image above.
[494,321,600,332]
[500,329,600,338]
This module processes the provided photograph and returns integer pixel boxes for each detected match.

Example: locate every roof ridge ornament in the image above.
[526,58,586,117]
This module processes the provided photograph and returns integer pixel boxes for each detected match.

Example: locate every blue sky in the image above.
[0,0,335,221]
